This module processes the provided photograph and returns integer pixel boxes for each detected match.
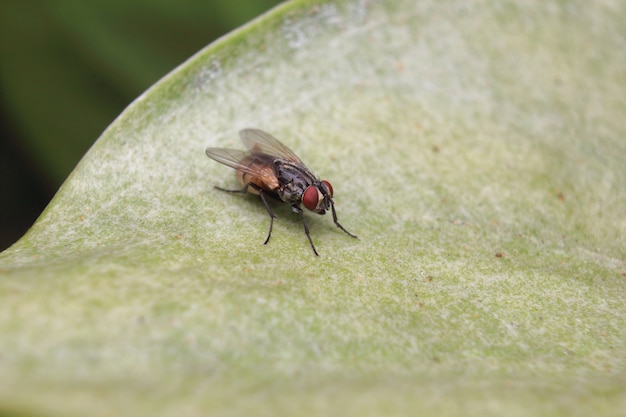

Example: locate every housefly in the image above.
[205,128,357,256]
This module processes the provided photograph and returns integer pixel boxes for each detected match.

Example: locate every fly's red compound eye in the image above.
[302,186,320,211]
[322,180,333,197]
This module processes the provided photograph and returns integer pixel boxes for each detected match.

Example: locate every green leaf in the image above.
[1,0,625,416]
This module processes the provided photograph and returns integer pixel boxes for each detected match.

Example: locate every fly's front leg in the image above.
[329,200,357,238]
[292,205,319,256]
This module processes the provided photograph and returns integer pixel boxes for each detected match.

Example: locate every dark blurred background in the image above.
[0,0,283,251]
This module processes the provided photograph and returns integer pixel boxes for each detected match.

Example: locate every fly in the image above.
[205,128,357,256]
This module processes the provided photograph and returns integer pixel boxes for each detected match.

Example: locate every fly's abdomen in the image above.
[236,154,280,193]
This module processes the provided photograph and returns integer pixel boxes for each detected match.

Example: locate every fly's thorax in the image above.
[274,159,318,204]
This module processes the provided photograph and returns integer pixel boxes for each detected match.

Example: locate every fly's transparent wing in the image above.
[205,148,256,175]
[206,147,280,190]
[205,148,249,169]
[239,128,303,163]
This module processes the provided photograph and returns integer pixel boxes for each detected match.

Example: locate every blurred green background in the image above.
[0,0,283,251]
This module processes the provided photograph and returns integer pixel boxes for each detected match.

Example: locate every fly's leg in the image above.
[330,200,357,238]
[214,184,248,193]
[254,187,276,245]
[215,183,276,245]
[292,205,319,256]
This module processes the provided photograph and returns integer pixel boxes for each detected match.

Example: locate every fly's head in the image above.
[302,180,334,214]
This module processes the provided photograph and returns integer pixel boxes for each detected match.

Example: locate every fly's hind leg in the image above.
[214,184,248,193]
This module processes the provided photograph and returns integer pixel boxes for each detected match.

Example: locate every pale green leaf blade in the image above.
[1,1,625,416]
